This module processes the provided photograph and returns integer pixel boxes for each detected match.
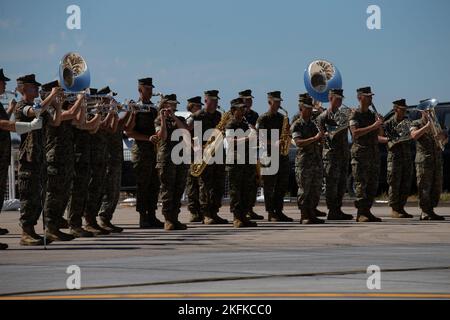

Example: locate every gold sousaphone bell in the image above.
[59,52,90,92]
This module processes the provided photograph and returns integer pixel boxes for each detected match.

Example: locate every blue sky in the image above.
[1,0,450,115]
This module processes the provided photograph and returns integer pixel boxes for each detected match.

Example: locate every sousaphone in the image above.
[59,52,90,92]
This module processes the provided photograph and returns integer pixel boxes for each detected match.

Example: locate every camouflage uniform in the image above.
[186,169,200,216]
[256,111,290,217]
[192,109,226,220]
[98,127,124,222]
[155,115,188,224]
[411,118,443,215]
[317,109,350,213]
[244,109,259,212]
[131,109,160,215]
[349,109,380,212]
[225,116,256,220]
[67,127,91,228]
[43,105,74,228]
[186,115,201,219]
[14,100,46,227]
[384,116,413,212]
[291,117,323,213]
[84,128,108,222]
[0,102,11,216]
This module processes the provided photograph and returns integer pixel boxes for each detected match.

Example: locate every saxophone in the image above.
[278,106,291,156]
[190,107,232,177]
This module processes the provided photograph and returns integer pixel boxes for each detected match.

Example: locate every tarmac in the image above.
[0,202,450,299]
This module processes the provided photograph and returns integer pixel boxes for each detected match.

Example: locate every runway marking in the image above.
[1,265,450,298]
[1,293,450,300]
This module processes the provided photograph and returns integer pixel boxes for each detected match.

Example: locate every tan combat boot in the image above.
[20,225,45,246]
[45,224,75,242]
[314,208,327,217]
[84,216,110,235]
[69,227,94,238]
[400,208,413,218]
[99,217,124,233]
[357,209,382,222]
[391,208,406,218]
[233,214,245,228]
[164,214,188,231]
[356,209,371,222]
[301,209,325,224]
[420,210,445,221]
[241,213,257,227]
[189,213,203,223]
[268,211,281,222]
[269,211,293,222]
[246,210,264,220]
[204,213,229,225]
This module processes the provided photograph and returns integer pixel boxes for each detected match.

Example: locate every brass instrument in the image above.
[304,59,342,103]
[153,92,165,110]
[0,90,17,112]
[190,106,232,177]
[385,118,413,147]
[63,92,110,103]
[326,106,353,137]
[119,100,155,113]
[304,59,352,144]
[417,98,447,150]
[59,52,90,92]
[312,118,329,149]
[0,90,17,102]
[278,106,291,156]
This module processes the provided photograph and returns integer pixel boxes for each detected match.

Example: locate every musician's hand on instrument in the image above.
[76,93,85,102]
[8,99,17,111]
[374,118,383,129]
[54,99,62,110]
[314,130,324,141]
[149,134,159,144]
[49,87,59,96]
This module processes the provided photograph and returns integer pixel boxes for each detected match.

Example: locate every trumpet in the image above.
[65,92,112,103]
[120,100,155,113]
[0,90,18,102]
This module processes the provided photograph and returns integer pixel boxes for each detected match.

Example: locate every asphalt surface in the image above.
[0,203,450,299]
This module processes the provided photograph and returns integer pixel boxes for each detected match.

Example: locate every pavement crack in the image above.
[1,265,450,297]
